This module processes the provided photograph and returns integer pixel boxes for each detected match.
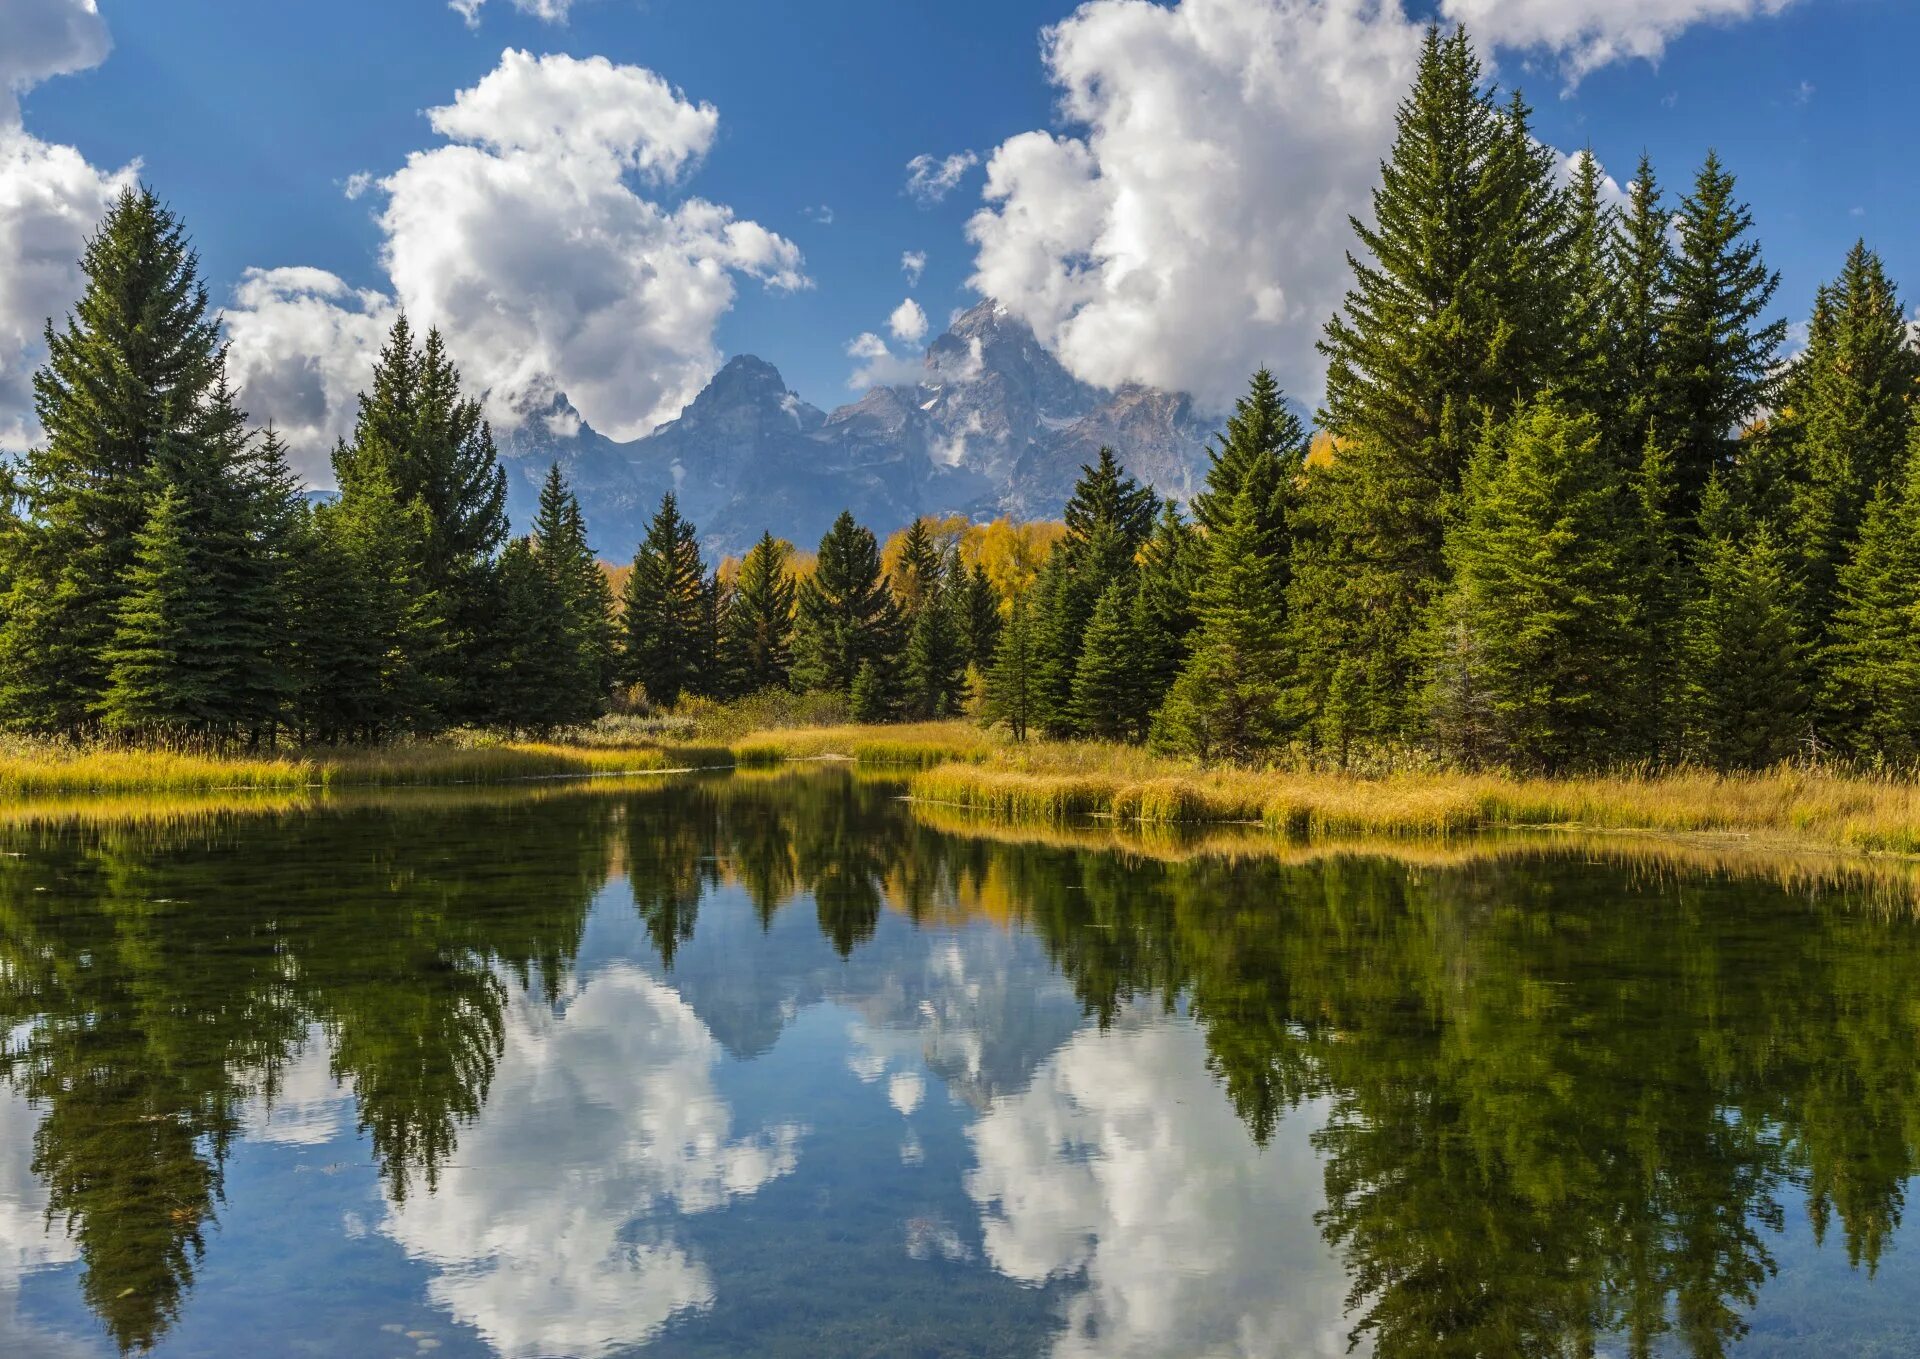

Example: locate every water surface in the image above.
[3,771,1920,1357]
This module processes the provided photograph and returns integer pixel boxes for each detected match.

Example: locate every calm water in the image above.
[4,772,1920,1358]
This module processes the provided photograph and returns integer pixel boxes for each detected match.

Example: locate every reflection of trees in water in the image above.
[8,774,1920,1355]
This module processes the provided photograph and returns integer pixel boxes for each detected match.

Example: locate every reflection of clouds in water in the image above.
[965,1017,1357,1359]
[243,1026,351,1146]
[382,964,803,1358]
[0,1084,95,1358]
[888,1072,926,1117]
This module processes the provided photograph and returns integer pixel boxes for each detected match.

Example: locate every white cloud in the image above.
[0,0,109,125]
[969,0,1797,412]
[888,297,929,345]
[1439,0,1800,83]
[225,49,806,469]
[381,963,803,1359]
[451,0,581,28]
[341,170,374,201]
[845,326,923,391]
[0,1,134,451]
[901,250,927,286]
[966,1015,1354,1358]
[803,203,834,225]
[906,150,979,205]
[221,267,398,483]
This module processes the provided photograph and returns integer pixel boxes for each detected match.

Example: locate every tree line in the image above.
[3,25,1917,771]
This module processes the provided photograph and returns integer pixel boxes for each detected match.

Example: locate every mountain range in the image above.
[494,300,1221,560]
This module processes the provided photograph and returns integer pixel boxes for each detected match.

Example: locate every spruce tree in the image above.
[97,486,221,736]
[1154,487,1294,763]
[1562,149,1621,428]
[1774,244,1920,630]
[1191,369,1307,539]
[903,585,967,720]
[529,464,613,726]
[1608,154,1676,457]
[620,493,708,707]
[1425,399,1638,772]
[984,593,1038,742]
[1681,510,1808,770]
[892,517,944,619]
[791,511,902,697]
[720,533,797,694]
[1072,582,1148,742]
[494,536,571,734]
[849,660,891,723]
[1133,503,1204,719]
[1820,453,1920,764]
[1663,152,1787,519]
[0,187,221,731]
[956,561,1002,671]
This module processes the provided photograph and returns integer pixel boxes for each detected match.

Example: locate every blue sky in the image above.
[4,0,1916,476]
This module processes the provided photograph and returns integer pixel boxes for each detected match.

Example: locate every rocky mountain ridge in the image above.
[497,300,1221,559]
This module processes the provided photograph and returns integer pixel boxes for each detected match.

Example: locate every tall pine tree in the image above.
[791,511,902,698]
[720,533,797,695]
[621,493,708,707]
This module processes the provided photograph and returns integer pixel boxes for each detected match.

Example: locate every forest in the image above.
[3,26,1916,776]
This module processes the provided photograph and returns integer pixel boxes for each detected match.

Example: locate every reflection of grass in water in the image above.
[908,802,1920,916]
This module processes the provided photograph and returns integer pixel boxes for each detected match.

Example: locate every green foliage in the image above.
[1819,453,1920,763]
[903,582,967,720]
[792,511,902,698]
[1133,502,1204,718]
[1154,486,1295,763]
[1425,399,1639,771]
[1681,508,1808,769]
[97,486,221,734]
[621,492,708,706]
[849,659,891,723]
[956,560,1002,671]
[983,593,1039,742]
[721,532,798,695]
[1072,581,1149,742]
[1191,368,1307,539]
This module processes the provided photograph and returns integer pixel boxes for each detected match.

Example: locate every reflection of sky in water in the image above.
[7,863,1920,1356]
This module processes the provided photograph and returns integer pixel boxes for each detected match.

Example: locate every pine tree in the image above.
[0,187,221,731]
[1773,244,1920,630]
[956,561,1002,671]
[96,486,221,735]
[1032,449,1158,737]
[1425,399,1639,772]
[1301,26,1567,744]
[1608,154,1676,456]
[1133,503,1205,719]
[494,536,571,734]
[720,533,797,694]
[849,660,891,723]
[892,517,944,619]
[1681,508,1808,770]
[1663,152,1787,519]
[620,493,707,707]
[1820,453,1920,764]
[984,593,1038,742]
[1191,369,1308,538]
[528,464,613,726]
[1562,149,1621,428]
[791,511,902,697]
[903,585,967,719]
[1072,582,1148,742]
[1154,488,1294,763]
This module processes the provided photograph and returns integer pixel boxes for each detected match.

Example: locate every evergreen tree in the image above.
[1301,27,1567,744]
[720,533,797,694]
[1191,369,1308,539]
[96,486,221,735]
[1425,399,1638,771]
[903,584,967,719]
[1820,453,1920,763]
[1663,152,1787,518]
[0,187,221,731]
[892,517,945,619]
[1608,154,1676,457]
[528,464,613,726]
[1622,435,1687,761]
[1032,449,1158,737]
[791,511,902,697]
[849,660,891,723]
[956,561,1002,671]
[621,493,707,707]
[1562,149,1621,427]
[1681,513,1808,770]
[984,593,1038,742]
[1774,243,1920,630]
[1072,582,1149,742]
[1134,503,1205,719]
[1154,488,1295,763]
[494,536,571,734]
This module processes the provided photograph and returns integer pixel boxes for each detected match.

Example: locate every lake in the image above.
[3,769,1920,1357]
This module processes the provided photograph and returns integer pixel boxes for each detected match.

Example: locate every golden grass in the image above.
[725,722,1005,769]
[898,733,1920,859]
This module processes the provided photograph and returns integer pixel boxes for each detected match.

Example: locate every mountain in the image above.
[499,300,1221,560]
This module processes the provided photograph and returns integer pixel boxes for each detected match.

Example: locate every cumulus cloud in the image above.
[888,297,929,345]
[901,250,927,286]
[381,964,803,1358]
[1439,0,1800,82]
[225,49,807,470]
[969,0,1796,412]
[0,0,134,451]
[906,150,979,205]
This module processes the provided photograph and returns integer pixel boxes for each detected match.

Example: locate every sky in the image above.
[2,0,1915,483]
